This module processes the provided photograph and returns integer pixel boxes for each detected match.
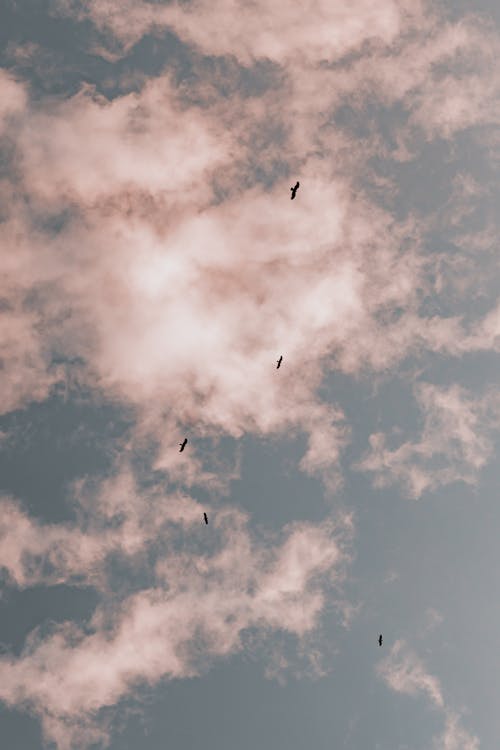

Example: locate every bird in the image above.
[203,512,208,525]
[276,355,283,369]
[290,181,299,200]
[378,634,383,647]
[179,438,188,452]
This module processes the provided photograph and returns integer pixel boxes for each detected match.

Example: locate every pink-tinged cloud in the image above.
[55,0,500,145]
[1,0,499,448]
[378,641,480,749]
[434,713,480,750]
[0,468,210,588]
[17,76,229,211]
[50,0,500,153]
[0,69,27,133]
[378,640,444,708]
[52,0,418,64]
[356,384,500,498]
[0,496,352,749]
[0,1,499,744]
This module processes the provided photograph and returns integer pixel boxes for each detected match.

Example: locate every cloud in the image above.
[434,712,480,750]
[50,0,416,64]
[4,75,497,483]
[1,1,499,448]
[0,0,499,746]
[0,478,353,748]
[49,0,500,147]
[356,383,500,498]
[0,69,27,132]
[17,76,228,210]
[0,72,398,481]
[377,640,444,708]
[378,641,480,749]
[0,467,208,589]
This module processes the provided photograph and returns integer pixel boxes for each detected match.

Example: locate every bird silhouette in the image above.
[179,438,188,452]
[203,512,208,525]
[290,181,300,200]
[277,355,283,369]
[378,634,383,647]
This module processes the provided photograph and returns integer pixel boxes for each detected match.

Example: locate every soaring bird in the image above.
[179,438,188,452]
[290,181,300,200]
[204,512,208,525]
[378,634,383,647]
[277,355,283,369]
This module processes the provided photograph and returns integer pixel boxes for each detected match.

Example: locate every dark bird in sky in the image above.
[378,634,383,647]
[179,438,188,452]
[277,355,283,369]
[290,181,300,200]
[204,512,208,525]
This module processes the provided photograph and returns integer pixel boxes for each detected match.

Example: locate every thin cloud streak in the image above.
[378,641,480,749]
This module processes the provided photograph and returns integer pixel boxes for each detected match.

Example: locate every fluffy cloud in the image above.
[2,76,497,482]
[16,76,229,210]
[2,1,499,454]
[0,70,402,481]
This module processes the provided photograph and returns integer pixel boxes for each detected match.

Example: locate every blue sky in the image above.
[0,1,499,748]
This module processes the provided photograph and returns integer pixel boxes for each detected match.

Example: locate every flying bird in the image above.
[378,634,383,647]
[290,181,300,200]
[179,438,188,452]
[277,355,283,369]
[203,512,208,525]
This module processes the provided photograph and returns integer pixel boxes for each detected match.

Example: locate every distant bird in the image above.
[179,438,188,452]
[290,181,300,200]
[203,512,208,525]
[378,634,383,647]
[277,355,283,369]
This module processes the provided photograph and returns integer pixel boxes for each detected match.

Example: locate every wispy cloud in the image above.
[0,469,353,748]
[378,641,479,749]
[378,640,444,708]
[356,383,500,498]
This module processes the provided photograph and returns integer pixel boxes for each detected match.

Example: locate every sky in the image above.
[0,1,499,749]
